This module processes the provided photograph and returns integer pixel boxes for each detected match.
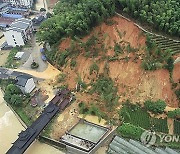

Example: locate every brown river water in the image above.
[0,90,64,154]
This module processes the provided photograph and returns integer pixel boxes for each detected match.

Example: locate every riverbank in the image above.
[0,89,65,154]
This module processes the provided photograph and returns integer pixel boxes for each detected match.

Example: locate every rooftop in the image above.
[0,3,9,9]
[11,21,29,30]
[60,119,109,152]
[16,75,32,87]
[69,121,107,143]
[108,136,180,154]
[16,18,31,24]
[0,17,15,25]
[6,18,31,32]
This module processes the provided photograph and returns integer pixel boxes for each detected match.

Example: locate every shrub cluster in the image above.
[31,61,39,69]
[78,102,105,121]
[144,100,166,114]
[168,109,180,118]
[90,76,119,110]
[117,123,144,140]
[89,62,99,75]
[4,84,23,106]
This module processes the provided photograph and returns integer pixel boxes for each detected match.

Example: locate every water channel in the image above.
[0,90,64,154]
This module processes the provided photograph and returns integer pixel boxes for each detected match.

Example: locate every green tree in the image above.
[6,84,21,95]
[144,100,166,114]
[10,94,23,106]
[175,89,180,101]
[89,62,99,75]
[168,109,180,118]
[116,0,180,37]
[165,57,174,72]
[4,91,12,102]
[117,123,144,140]
[37,0,115,44]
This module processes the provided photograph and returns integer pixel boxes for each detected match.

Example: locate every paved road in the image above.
[19,36,48,72]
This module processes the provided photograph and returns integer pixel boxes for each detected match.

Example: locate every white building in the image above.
[1,0,33,8]
[16,75,35,93]
[3,18,33,47]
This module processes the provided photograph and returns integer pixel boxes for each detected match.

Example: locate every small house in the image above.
[1,0,33,8]
[16,75,35,93]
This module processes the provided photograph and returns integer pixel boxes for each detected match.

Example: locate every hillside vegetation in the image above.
[37,0,115,44]
[37,0,180,109]
[37,0,180,147]
[116,0,180,37]
[38,0,180,44]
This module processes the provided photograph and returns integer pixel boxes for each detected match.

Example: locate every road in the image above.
[35,0,48,12]
[19,36,48,72]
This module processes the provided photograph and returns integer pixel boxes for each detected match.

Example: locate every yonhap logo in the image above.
[141,130,180,147]
[159,134,180,143]
[140,130,156,147]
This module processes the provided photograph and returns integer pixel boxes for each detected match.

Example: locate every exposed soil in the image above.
[36,79,57,104]
[58,16,179,108]
[50,15,179,140]
[0,50,10,66]
[167,118,174,135]
[50,100,79,140]
[15,63,60,80]
[46,0,58,9]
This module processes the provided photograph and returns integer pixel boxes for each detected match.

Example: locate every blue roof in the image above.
[41,55,47,61]
[40,48,44,53]
[2,13,22,19]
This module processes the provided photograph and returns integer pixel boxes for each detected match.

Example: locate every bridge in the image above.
[7,89,72,154]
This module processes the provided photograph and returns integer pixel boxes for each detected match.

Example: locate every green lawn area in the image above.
[14,106,33,126]
[11,97,40,127]
[11,103,33,126]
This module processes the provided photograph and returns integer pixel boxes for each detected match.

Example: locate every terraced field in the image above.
[149,34,180,54]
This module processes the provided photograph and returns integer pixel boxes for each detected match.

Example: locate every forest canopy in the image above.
[37,0,180,44]
[37,0,115,44]
[116,0,180,37]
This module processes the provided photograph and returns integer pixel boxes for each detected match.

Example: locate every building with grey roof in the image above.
[3,17,33,47]
[108,135,180,154]
[1,0,33,8]
[16,74,35,93]
[0,2,9,14]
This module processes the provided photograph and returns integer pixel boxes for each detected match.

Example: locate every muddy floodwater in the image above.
[0,90,64,154]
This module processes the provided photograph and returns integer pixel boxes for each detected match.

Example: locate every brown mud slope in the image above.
[46,0,58,9]
[58,16,179,108]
